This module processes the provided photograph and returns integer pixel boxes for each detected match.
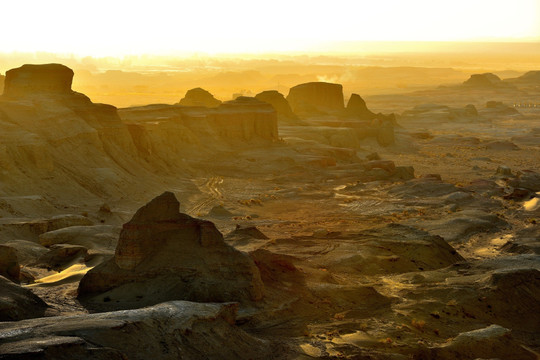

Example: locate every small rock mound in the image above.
[178,87,221,108]
[463,72,502,87]
[255,90,297,119]
[78,192,264,310]
[229,225,269,240]
[3,63,74,98]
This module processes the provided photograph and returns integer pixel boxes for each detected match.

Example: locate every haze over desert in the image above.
[0,1,539,359]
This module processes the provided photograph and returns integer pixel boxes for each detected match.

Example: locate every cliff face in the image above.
[286,82,344,115]
[121,96,278,159]
[0,64,279,206]
[3,64,74,98]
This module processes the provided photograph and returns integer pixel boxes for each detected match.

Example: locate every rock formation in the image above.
[462,73,502,87]
[0,301,271,359]
[345,93,376,119]
[0,245,20,283]
[506,70,540,83]
[401,103,480,123]
[286,82,344,115]
[3,64,74,98]
[121,96,278,155]
[178,87,222,108]
[0,275,48,321]
[78,192,264,310]
[255,90,297,119]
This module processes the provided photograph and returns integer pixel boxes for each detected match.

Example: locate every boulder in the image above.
[0,301,271,360]
[0,245,20,283]
[428,325,536,360]
[1,240,48,266]
[78,192,264,310]
[0,275,47,321]
[2,64,74,98]
[286,82,344,114]
[509,170,540,191]
[255,90,297,119]
[178,87,221,108]
[408,209,508,243]
[34,244,88,271]
[38,225,120,250]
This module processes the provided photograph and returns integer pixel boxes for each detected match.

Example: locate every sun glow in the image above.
[1,0,539,56]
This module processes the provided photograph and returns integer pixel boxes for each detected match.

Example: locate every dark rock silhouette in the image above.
[0,245,20,283]
[178,87,221,108]
[463,73,502,87]
[0,301,271,359]
[286,82,344,114]
[255,90,297,119]
[0,275,47,321]
[345,93,376,119]
[78,192,264,310]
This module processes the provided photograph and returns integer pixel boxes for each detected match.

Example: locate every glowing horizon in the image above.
[1,0,539,56]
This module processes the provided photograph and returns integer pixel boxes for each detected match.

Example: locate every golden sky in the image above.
[2,0,539,56]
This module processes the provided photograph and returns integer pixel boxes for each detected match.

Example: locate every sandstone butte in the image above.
[77,192,264,310]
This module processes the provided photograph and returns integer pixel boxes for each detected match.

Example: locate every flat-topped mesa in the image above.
[255,90,297,119]
[78,191,264,310]
[3,63,74,98]
[178,87,222,108]
[287,82,344,115]
[463,73,502,87]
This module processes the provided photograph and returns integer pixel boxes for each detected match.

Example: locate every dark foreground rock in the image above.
[78,192,264,310]
[0,276,47,321]
[0,301,272,360]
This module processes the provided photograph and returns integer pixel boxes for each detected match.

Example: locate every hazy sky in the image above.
[2,0,539,55]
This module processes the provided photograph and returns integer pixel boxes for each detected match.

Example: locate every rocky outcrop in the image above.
[286,82,344,115]
[255,90,297,119]
[2,64,74,98]
[0,275,48,321]
[78,192,264,310]
[178,87,221,108]
[506,70,540,83]
[345,93,375,119]
[121,96,278,151]
[0,246,20,283]
[463,73,502,88]
[0,301,272,360]
[427,325,536,360]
